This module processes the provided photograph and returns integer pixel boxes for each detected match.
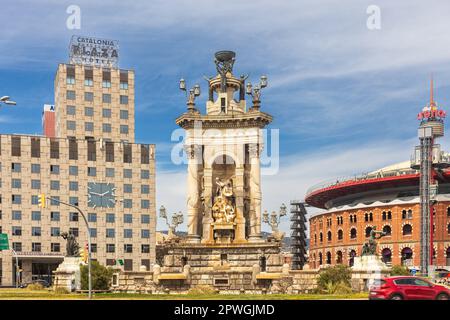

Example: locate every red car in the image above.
[369,276,450,300]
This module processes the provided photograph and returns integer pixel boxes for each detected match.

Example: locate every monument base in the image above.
[351,255,390,292]
[53,257,82,292]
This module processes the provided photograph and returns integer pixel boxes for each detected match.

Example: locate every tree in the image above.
[317,264,352,294]
[390,265,410,276]
[80,261,114,290]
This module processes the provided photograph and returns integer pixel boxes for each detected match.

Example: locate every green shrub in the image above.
[27,283,45,291]
[187,285,217,295]
[390,265,410,276]
[80,261,114,290]
[54,287,70,294]
[317,265,352,294]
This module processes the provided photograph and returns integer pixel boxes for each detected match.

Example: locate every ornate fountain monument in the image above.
[53,232,83,292]
[155,51,287,293]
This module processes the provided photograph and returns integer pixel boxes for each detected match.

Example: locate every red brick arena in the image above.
[305,161,450,269]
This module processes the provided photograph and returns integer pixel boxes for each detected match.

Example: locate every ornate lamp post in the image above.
[263,203,287,233]
[246,75,268,110]
[159,205,184,238]
[179,79,200,113]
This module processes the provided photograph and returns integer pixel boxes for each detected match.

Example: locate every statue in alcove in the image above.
[212,177,236,223]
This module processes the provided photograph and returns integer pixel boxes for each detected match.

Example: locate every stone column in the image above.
[248,143,263,242]
[185,144,201,243]
[202,168,214,242]
[234,167,247,242]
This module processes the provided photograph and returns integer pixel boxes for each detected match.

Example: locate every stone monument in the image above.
[155,51,285,293]
[53,232,82,292]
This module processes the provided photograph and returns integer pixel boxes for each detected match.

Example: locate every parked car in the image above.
[369,276,450,300]
[19,279,50,288]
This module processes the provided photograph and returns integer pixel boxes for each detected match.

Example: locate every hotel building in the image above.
[0,37,156,286]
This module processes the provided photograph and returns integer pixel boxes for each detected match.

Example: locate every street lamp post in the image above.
[46,196,92,299]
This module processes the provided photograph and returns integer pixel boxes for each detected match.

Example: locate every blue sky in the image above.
[2,0,450,232]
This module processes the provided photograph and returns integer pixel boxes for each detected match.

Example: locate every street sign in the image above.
[0,233,9,250]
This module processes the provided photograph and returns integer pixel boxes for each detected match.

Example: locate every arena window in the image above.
[447,207,450,217]
[365,226,373,237]
[387,211,392,220]
[350,228,357,239]
[447,223,450,234]
[337,229,343,240]
[319,232,323,243]
[382,211,386,220]
[327,231,332,241]
[402,224,412,236]
[383,225,392,236]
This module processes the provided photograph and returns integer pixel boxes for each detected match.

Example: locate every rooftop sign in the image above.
[69,35,119,68]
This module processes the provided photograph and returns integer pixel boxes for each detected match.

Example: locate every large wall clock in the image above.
[88,182,116,208]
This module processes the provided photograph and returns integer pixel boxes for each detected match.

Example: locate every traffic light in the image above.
[38,194,46,208]
[80,243,88,263]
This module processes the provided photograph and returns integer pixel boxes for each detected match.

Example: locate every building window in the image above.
[51,211,60,221]
[120,125,129,135]
[102,80,111,88]
[141,259,150,271]
[106,244,115,253]
[141,200,150,209]
[327,231,332,241]
[32,227,41,236]
[365,226,373,238]
[124,184,132,193]
[383,225,392,236]
[69,138,78,160]
[447,223,450,234]
[85,122,94,132]
[403,224,412,236]
[402,209,413,219]
[66,76,75,85]
[50,196,60,206]
[124,259,133,271]
[124,229,132,238]
[102,108,111,118]
[84,92,94,102]
[12,195,22,204]
[124,214,132,224]
[123,168,132,178]
[350,228,357,239]
[12,242,22,251]
[67,121,76,131]
[88,213,97,223]
[12,226,22,236]
[32,243,41,252]
[50,180,60,190]
[141,244,150,253]
[120,82,128,90]
[141,145,150,164]
[141,214,150,224]
[120,95,128,104]
[90,228,97,238]
[69,212,79,222]
[85,107,94,117]
[103,123,112,133]
[124,244,133,253]
[51,243,60,252]
[12,211,22,220]
[51,227,60,237]
[84,78,93,86]
[141,170,150,179]
[123,199,132,208]
[69,181,79,191]
[69,166,78,175]
[141,185,150,194]
[87,167,96,176]
[50,164,60,174]
[102,94,111,103]
[11,179,21,189]
[31,180,41,189]
[91,244,97,253]
[66,90,76,100]
[11,162,21,172]
[31,211,41,221]
[123,143,132,162]
[87,139,96,161]
[106,229,115,238]
[50,140,59,159]
[69,197,78,206]
[31,138,41,157]
[11,136,21,156]
[105,142,114,162]
[106,168,115,177]
[31,163,40,173]
[141,229,150,238]
[106,213,115,223]
[67,105,76,115]
[120,110,129,119]
[337,229,343,240]
[69,228,79,237]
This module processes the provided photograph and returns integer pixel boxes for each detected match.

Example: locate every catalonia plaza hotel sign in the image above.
[69,35,119,68]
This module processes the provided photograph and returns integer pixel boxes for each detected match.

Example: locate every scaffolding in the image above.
[290,200,308,270]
